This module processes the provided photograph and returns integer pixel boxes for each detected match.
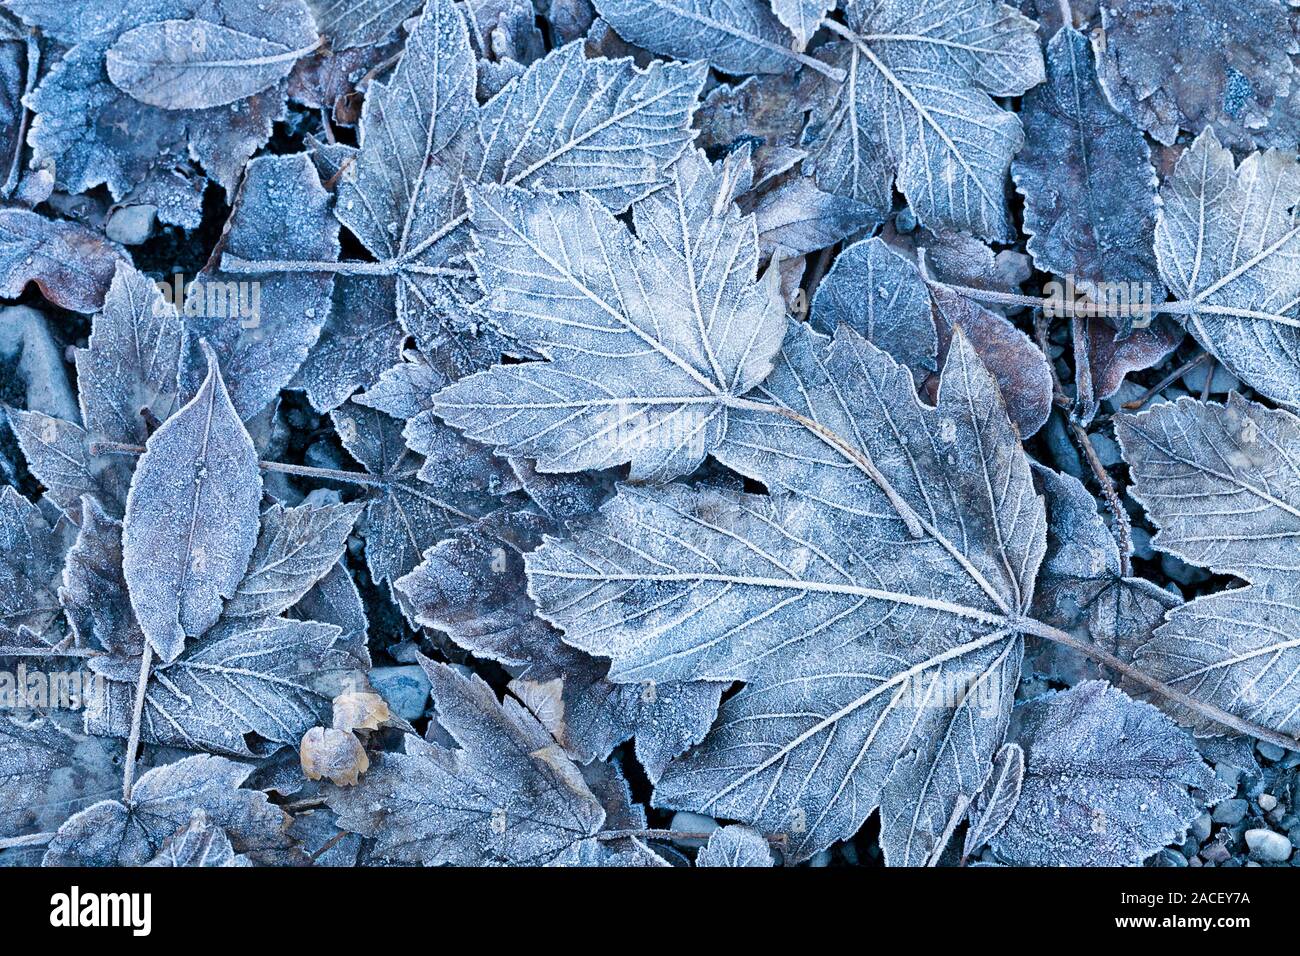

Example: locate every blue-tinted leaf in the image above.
[122,344,262,662]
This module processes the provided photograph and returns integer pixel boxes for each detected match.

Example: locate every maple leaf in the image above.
[801,0,1044,240]
[1153,129,1300,407]
[528,328,1044,863]
[1118,395,1300,739]
[41,753,291,866]
[434,149,787,481]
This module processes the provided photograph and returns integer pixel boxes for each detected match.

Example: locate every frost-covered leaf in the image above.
[6,408,128,522]
[435,150,786,481]
[771,0,832,50]
[1096,0,1300,150]
[121,344,262,662]
[310,0,422,50]
[58,496,143,656]
[311,0,705,346]
[802,0,1044,241]
[962,742,1022,859]
[106,14,320,109]
[292,276,405,413]
[1153,129,1300,406]
[42,753,290,866]
[530,328,1044,862]
[223,501,363,619]
[394,507,722,780]
[591,0,829,77]
[0,716,122,841]
[75,261,185,447]
[331,401,511,586]
[0,209,127,312]
[145,809,251,866]
[19,0,319,197]
[86,616,357,756]
[1013,26,1164,305]
[182,152,340,420]
[750,176,869,257]
[327,662,609,865]
[990,682,1216,866]
[1118,396,1300,737]
[1029,464,1178,682]
[695,825,775,866]
[0,486,63,647]
[810,237,1052,436]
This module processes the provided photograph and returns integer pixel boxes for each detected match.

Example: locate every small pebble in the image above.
[1191,812,1212,843]
[1259,794,1278,812]
[1090,433,1123,467]
[1212,798,1248,825]
[105,203,158,245]
[669,812,718,849]
[808,849,832,867]
[1181,361,1240,395]
[1257,741,1286,762]
[368,665,432,720]
[1244,828,1292,863]
[1130,526,1156,561]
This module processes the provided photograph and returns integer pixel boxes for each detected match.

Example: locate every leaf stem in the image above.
[1015,616,1300,752]
[0,645,104,658]
[0,831,54,851]
[90,440,388,489]
[121,642,153,802]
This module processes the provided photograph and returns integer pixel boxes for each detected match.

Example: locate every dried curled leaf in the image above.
[301,726,370,786]
[121,344,262,662]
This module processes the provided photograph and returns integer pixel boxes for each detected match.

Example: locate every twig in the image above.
[1121,351,1213,409]
[0,645,104,658]
[91,441,388,489]
[1015,615,1300,753]
[121,643,153,802]
[0,831,54,851]
[310,830,351,861]
[1035,314,1133,574]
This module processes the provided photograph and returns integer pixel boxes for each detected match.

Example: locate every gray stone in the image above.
[1130,526,1155,561]
[368,665,431,720]
[1244,828,1292,863]
[1181,360,1240,395]
[1259,794,1278,812]
[669,811,718,849]
[1256,741,1287,762]
[1090,433,1123,467]
[1191,813,1212,843]
[0,305,79,421]
[105,203,157,245]
[1212,799,1248,825]
[1161,553,1211,587]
